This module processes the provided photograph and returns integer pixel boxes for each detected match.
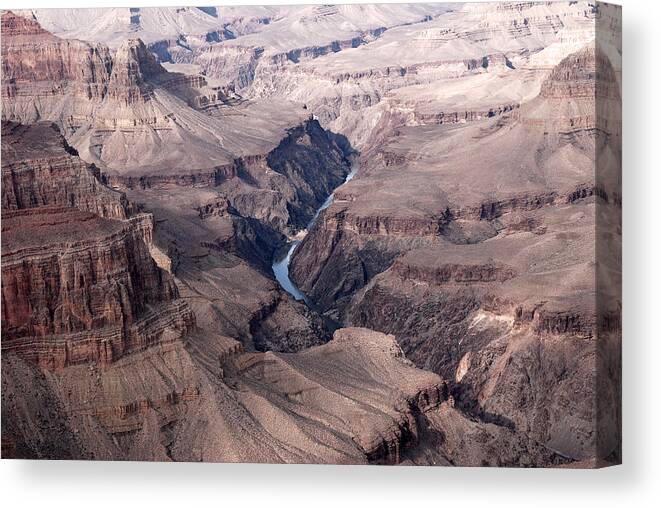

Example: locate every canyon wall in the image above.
[289,41,622,464]
[1,120,195,370]
[1,121,130,218]
[1,4,621,467]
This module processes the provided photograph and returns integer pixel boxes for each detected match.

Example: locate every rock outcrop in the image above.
[1,121,130,218]
[106,38,167,104]
[1,117,195,372]
[1,11,113,105]
[1,206,193,370]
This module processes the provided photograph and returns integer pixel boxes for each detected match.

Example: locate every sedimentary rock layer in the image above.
[1,10,113,101]
[1,121,130,218]
[1,207,194,369]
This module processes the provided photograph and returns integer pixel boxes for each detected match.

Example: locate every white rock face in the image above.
[17,6,288,47]
[15,2,616,174]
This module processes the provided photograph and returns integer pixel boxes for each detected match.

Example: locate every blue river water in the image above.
[272,163,358,302]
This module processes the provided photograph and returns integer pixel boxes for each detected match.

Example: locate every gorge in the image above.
[1,3,621,467]
[272,160,359,303]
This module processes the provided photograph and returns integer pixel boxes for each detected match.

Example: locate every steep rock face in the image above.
[193,196,288,272]
[526,44,620,135]
[412,103,520,126]
[403,398,561,467]
[1,207,194,369]
[452,327,600,461]
[1,11,112,104]
[1,119,164,263]
[1,8,50,37]
[106,38,167,105]
[1,353,89,459]
[1,340,202,459]
[247,292,330,353]
[288,218,407,314]
[191,45,263,89]
[264,119,351,229]
[1,121,130,218]
[105,162,239,190]
[391,259,516,285]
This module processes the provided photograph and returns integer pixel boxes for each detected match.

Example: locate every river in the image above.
[272,162,358,302]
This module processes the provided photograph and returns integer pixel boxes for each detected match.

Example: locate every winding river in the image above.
[272,163,358,302]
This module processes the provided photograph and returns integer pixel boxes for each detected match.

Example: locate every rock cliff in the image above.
[1,11,113,107]
[1,206,193,369]
[106,38,167,104]
[1,121,130,218]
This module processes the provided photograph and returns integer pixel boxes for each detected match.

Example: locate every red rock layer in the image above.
[0,9,50,37]
[106,38,167,105]
[1,121,131,218]
[1,207,194,369]
[1,12,169,106]
[1,11,112,100]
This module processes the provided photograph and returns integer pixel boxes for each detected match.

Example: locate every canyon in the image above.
[1,3,621,467]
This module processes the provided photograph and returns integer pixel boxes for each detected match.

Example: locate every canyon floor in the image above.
[1,3,621,467]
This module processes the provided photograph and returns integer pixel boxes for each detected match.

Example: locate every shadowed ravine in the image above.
[272,161,358,303]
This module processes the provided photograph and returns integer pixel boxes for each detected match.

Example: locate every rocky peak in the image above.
[540,45,597,99]
[107,38,166,103]
[111,38,165,85]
